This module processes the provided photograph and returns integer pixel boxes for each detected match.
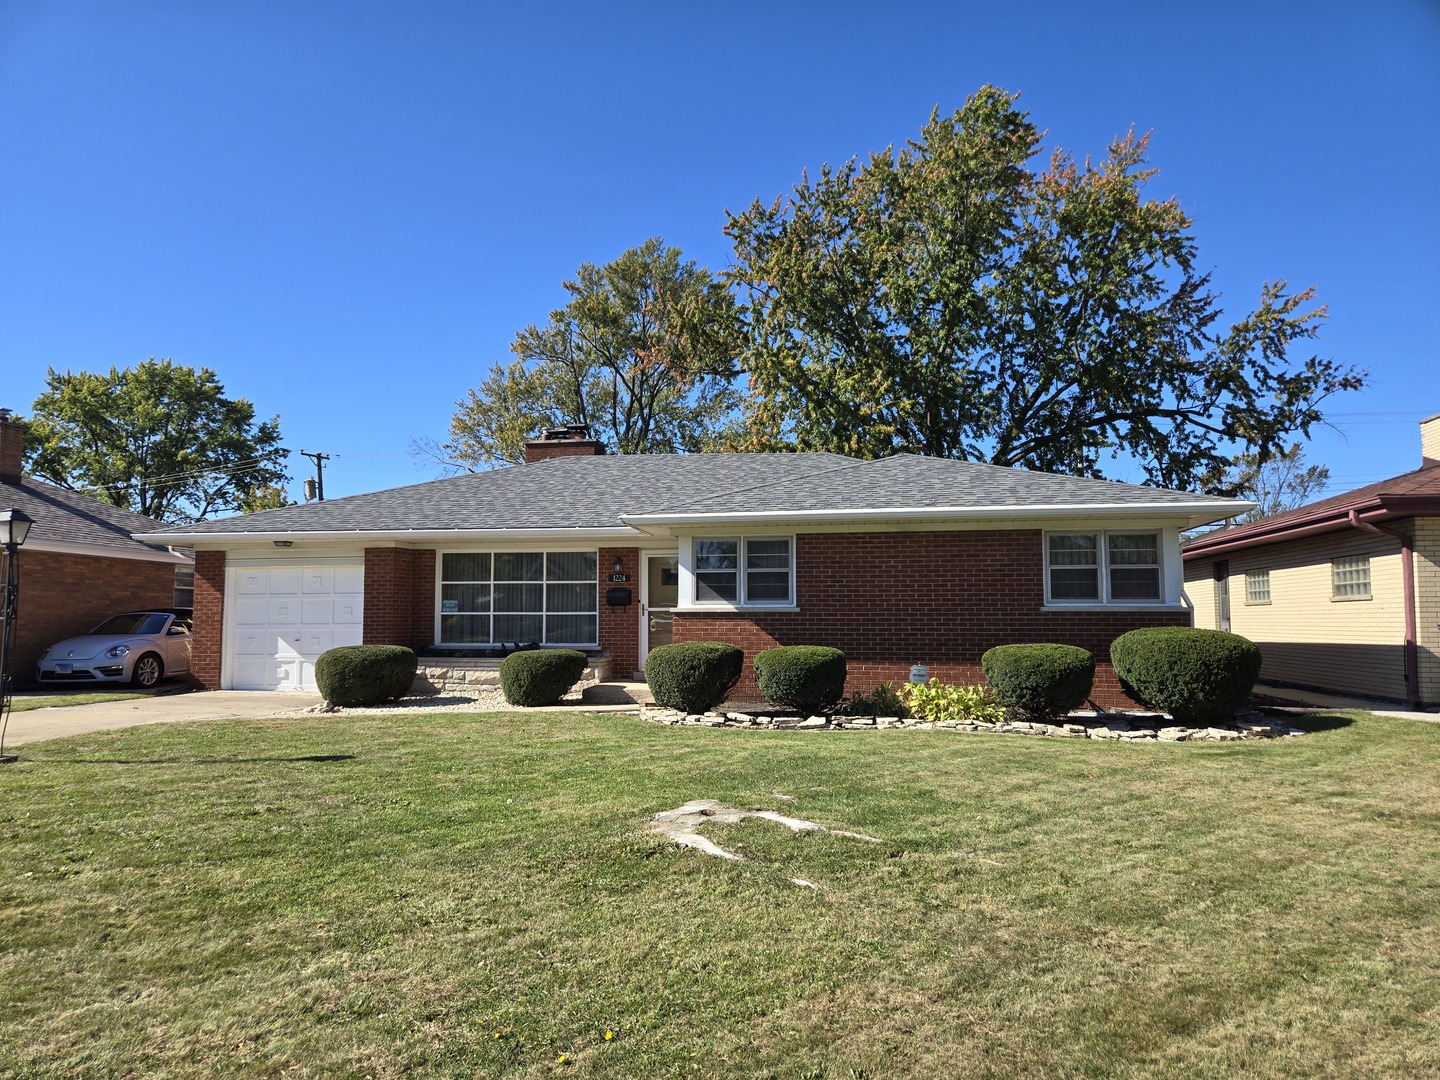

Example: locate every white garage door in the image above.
[228,564,364,691]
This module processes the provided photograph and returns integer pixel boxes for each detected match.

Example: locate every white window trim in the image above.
[434,548,601,648]
[677,533,796,610]
[1043,529,1167,607]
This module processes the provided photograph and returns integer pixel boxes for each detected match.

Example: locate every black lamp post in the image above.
[0,507,35,764]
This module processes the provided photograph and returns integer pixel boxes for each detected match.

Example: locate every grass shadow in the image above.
[1257,709,1356,733]
[22,753,359,766]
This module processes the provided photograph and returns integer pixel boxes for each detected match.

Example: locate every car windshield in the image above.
[90,613,168,636]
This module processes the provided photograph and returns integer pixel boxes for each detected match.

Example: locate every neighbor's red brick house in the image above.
[144,427,1247,707]
[0,413,192,686]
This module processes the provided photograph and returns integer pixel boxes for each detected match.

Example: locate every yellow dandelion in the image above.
[604,1030,614,1041]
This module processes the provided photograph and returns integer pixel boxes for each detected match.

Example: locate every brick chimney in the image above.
[522,424,606,463]
[1423,412,1440,469]
[0,410,24,484]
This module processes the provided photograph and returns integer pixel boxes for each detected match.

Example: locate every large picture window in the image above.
[439,551,598,645]
[693,536,793,606]
[1046,532,1162,604]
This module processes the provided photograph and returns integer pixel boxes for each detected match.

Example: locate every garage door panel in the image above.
[226,564,365,691]
[234,598,270,627]
[268,569,302,594]
[301,569,333,593]
[236,570,270,595]
[334,568,363,594]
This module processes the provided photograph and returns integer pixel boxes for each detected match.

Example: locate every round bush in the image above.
[499,649,589,707]
[644,642,745,714]
[981,643,1096,721]
[1110,627,1262,723]
[754,645,847,716]
[315,645,418,707]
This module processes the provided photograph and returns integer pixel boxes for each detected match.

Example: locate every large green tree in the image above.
[25,359,287,523]
[434,239,743,469]
[725,85,1364,492]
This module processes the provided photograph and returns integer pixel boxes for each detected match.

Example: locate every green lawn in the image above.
[2,709,1438,1078]
[7,690,151,712]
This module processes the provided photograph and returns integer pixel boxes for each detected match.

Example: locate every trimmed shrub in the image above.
[754,645,847,715]
[644,642,745,714]
[1110,626,1262,723]
[315,645,418,707]
[499,648,589,707]
[981,643,1096,721]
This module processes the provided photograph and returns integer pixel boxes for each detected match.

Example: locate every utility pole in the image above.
[300,450,330,501]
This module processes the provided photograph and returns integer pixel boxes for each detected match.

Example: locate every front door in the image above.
[641,553,680,665]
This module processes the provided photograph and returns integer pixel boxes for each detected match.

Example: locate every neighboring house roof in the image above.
[1183,461,1440,558]
[144,453,1246,545]
[1,476,188,562]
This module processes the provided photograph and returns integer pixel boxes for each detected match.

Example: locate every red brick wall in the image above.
[6,550,181,689]
[672,531,1191,709]
[363,547,436,650]
[191,550,226,688]
[599,546,639,676]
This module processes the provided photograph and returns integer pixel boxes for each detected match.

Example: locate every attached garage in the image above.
[224,563,364,691]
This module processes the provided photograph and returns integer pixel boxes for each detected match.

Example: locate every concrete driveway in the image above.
[2,690,323,746]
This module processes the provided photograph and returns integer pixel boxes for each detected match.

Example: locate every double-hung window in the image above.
[1046,532,1162,604]
[439,551,598,645]
[693,537,793,606]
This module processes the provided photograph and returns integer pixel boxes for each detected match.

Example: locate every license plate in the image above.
[55,663,72,674]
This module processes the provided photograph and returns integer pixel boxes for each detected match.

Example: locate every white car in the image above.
[36,610,193,688]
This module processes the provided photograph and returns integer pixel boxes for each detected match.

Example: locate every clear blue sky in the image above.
[2,0,1437,503]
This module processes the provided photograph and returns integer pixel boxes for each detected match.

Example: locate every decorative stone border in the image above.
[641,705,1305,742]
[411,654,612,696]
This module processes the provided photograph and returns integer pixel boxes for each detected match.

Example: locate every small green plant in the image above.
[314,645,418,707]
[754,645,847,715]
[898,678,1007,725]
[644,642,745,713]
[840,682,911,718]
[499,649,589,707]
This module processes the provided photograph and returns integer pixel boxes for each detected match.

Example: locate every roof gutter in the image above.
[1347,509,1420,708]
[136,527,648,546]
[622,500,1250,530]
[1184,494,1440,558]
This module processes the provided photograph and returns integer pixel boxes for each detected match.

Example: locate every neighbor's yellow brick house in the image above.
[1184,414,1440,709]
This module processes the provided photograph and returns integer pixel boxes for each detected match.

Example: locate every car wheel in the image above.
[132,652,164,688]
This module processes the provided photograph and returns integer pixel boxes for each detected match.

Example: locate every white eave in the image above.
[134,526,650,546]
[621,500,1252,532]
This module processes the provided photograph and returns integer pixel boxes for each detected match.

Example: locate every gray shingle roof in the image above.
[1,477,179,555]
[632,454,1221,517]
[155,453,1241,539]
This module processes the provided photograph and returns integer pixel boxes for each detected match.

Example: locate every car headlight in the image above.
[105,644,132,659]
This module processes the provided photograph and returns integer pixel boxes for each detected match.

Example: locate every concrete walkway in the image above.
[1,690,323,746]
[1254,683,1439,722]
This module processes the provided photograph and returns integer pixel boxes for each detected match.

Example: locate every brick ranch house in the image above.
[0,413,192,686]
[1184,413,1440,709]
[144,428,1248,707]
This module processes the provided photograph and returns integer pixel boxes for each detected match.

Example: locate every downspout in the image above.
[1347,510,1420,708]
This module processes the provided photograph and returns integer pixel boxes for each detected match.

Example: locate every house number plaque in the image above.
[608,573,631,582]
